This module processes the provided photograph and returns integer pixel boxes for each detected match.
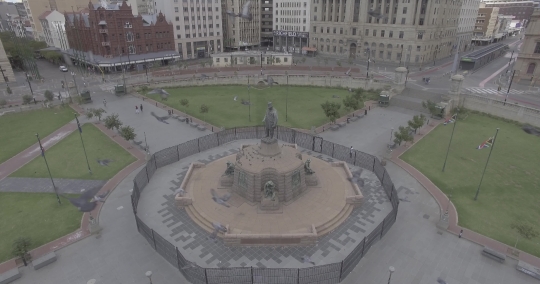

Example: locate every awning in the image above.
[302,47,317,52]
[98,20,107,25]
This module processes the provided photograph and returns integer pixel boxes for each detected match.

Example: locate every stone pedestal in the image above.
[259,197,282,213]
[305,174,319,186]
[394,67,408,85]
[258,137,281,157]
[220,175,233,187]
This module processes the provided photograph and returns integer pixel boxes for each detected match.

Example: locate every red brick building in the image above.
[64,0,179,71]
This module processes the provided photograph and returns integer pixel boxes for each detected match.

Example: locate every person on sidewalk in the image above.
[140,104,143,112]
[135,105,139,114]
[103,99,107,107]
[350,146,354,158]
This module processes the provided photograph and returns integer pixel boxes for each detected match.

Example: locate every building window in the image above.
[352,28,356,35]
[418,33,423,39]
[292,170,300,188]
[527,63,536,74]
[401,18,405,24]
[389,31,393,38]
[399,31,404,38]
[417,45,421,51]
[238,171,247,190]
[128,44,136,54]
[534,43,540,54]
[126,32,134,42]
[381,30,385,37]
[175,7,179,12]
[373,30,376,36]
[403,7,407,13]
[365,29,369,36]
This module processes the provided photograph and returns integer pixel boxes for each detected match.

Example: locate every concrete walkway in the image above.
[0,177,107,194]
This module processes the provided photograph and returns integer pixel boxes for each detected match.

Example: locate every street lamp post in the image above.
[474,128,500,201]
[389,127,394,143]
[286,74,289,122]
[387,266,395,284]
[248,75,251,122]
[145,271,153,284]
[507,50,514,72]
[504,70,516,106]
[0,65,9,88]
[71,71,79,96]
[25,72,34,97]
[36,133,61,205]
[365,48,371,78]
[74,114,92,175]
[399,45,404,66]
[442,109,459,172]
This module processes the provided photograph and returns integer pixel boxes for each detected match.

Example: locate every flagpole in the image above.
[36,133,61,205]
[75,114,92,175]
[442,110,459,172]
[474,128,499,201]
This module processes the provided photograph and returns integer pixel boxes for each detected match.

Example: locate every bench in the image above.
[338,122,346,128]
[516,260,540,280]
[197,125,206,131]
[189,122,198,128]
[177,116,186,122]
[330,124,340,131]
[0,268,21,284]
[32,252,57,270]
[349,116,359,122]
[481,247,505,263]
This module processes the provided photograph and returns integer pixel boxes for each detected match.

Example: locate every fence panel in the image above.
[134,167,149,192]
[313,137,323,153]
[154,146,180,168]
[298,262,341,284]
[153,231,179,269]
[363,223,384,256]
[146,155,157,180]
[135,215,154,247]
[382,210,396,237]
[341,238,366,280]
[276,127,295,144]
[295,132,314,150]
[355,151,375,170]
[178,139,200,160]
[256,126,267,139]
[321,140,334,157]
[372,158,385,181]
[206,267,252,284]
[252,268,298,284]
[176,248,206,284]
[236,126,258,140]
[382,172,393,197]
[332,144,354,165]
[218,128,237,146]
[199,133,219,152]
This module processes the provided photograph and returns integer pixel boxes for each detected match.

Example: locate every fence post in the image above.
[380,219,385,239]
[339,260,345,281]
[372,157,376,171]
[204,269,208,284]
[197,138,200,152]
[297,268,300,284]
[235,127,237,138]
[153,154,157,169]
[251,266,254,283]
[312,136,315,151]
[177,145,180,161]
[354,151,357,166]
[381,170,386,185]
[332,143,335,157]
[151,229,157,250]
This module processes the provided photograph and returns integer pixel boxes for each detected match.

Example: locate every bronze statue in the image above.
[262,180,277,201]
[304,159,315,175]
[224,161,235,176]
[262,102,278,139]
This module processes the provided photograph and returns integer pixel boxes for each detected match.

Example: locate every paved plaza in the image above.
[1,78,539,283]
[137,139,391,268]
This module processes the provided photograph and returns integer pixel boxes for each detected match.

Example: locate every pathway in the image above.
[0,177,107,194]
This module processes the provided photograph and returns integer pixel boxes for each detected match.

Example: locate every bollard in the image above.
[365,109,367,115]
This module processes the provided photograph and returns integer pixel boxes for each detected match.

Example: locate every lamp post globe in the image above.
[145,271,153,283]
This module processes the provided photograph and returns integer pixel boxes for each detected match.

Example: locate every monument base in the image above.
[305,174,319,186]
[220,175,233,187]
[258,197,282,214]
[258,137,281,157]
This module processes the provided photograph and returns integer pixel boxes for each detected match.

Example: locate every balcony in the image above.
[99,29,108,33]
[102,42,110,46]
[104,54,113,58]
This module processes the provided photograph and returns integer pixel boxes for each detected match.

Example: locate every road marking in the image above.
[466,87,523,95]
[479,62,510,88]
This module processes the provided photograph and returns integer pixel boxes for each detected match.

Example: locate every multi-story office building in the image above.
[222,0,261,50]
[64,1,177,71]
[473,6,503,44]
[457,0,481,52]
[482,0,535,24]
[514,8,540,81]
[261,0,273,46]
[310,0,460,66]
[39,10,70,50]
[273,0,310,53]
[154,0,223,59]
[0,38,16,82]
[22,0,89,40]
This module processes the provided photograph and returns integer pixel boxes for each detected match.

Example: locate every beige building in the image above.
[222,0,261,50]
[22,0,89,40]
[514,8,540,82]
[458,0,482,52]
[211,51,292,67]
[273,0,310,53]
[154,0,223,59]
[0,37,15,83]
[473,6,502,45]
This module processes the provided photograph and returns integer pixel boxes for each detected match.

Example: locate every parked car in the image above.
[59,66,68,72]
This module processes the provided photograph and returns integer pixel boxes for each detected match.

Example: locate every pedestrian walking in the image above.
[350,146,354,158]
[140,104,143,112]
[103,99,107,107]
[136,105,139,114]
[260,69,263,75]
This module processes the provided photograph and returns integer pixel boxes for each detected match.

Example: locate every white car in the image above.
[59,66,68,72]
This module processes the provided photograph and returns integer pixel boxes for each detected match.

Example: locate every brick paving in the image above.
[0,177,107,194]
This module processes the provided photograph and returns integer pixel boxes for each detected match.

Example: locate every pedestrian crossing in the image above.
[465,87,524,95]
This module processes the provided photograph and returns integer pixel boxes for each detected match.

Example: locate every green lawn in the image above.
[11,124,136,180]
[0,107,75,164]
[0,192,82,262]
[145,85,362,129]
[401,113,540,257]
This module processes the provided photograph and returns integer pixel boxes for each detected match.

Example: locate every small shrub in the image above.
[22,94,33,105]
[0,99,6,106]
[12,237,32,266]
[6,86,12,94]
[44,90,54,102]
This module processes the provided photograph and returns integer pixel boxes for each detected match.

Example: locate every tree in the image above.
[407,114,426,133]
[44,90,54,102]
[180,99,189,108]
[201,61,206,68]
[324,58,329,66]
[347,58,353,65]
[0,99,6,106]
[42,51,62,64]
[92,108,106,121]
[275,57,281,64]
[6,86,12,94]
[336,60,342,67]
[321,101,341,123]
[352,89,367,103]
[208,59,214,67]
[119,125,136,142]
[11,237,32,266]
[393,126,414,146]
[249,57,256,65]
[422,100,440,118]
[511,223,539,248]
[301,57,306,64]
[104,113,123,131]
[85,108,95,120]
[200,104,209,120]
[22,94,33,105]
[343,95,361,111]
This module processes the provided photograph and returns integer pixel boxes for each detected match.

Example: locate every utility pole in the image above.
[504,70,516,105]
[474,128,500,201]
[36,133,61,205]
[507,50,515,72]
[286,74,289,122]
[25,72,34,97]
[74,114,92,175]
[366,48,371,78]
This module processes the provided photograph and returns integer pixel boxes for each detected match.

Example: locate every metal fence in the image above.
[131,126,399,284]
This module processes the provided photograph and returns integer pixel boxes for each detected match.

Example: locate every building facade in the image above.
[0,2,20,32]
[483,0,535,23]
[64,1,177,71]
[21,0,89,41]
[154,0,223,59]
[0,37,16,82]
[457,0,481,52]
[309,0,460,66]
[211,50,292,66]
[473,6,502,44]
[273,0,310,53]
[39,10,70,50]
[514,8,540,82]
[261,0,273,46]
[222,0,261,50]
